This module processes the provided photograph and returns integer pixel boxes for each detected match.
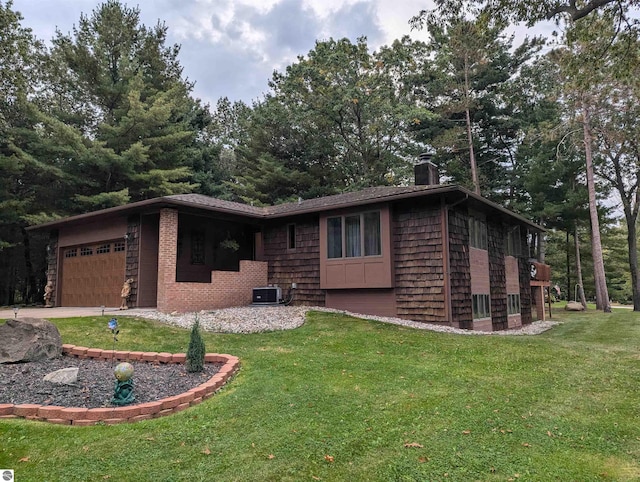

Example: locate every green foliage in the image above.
[4,310,640,480]
[229,36,433,204]
[185,316,205,373]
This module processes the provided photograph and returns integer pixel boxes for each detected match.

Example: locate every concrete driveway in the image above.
[0,306,149,320]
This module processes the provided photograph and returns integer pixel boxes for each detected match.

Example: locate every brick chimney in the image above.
[415,153,439,186]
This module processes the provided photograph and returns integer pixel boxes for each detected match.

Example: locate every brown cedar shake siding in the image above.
[263,217,325,307]
[488,222,508,331]
[448,208,472,329]
[393,199,447,324]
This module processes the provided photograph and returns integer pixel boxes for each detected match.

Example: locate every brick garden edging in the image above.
[0,344,240,426]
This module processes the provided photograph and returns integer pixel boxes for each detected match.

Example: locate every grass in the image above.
[1,308,640,481]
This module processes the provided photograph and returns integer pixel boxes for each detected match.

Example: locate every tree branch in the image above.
[547,0,619,21]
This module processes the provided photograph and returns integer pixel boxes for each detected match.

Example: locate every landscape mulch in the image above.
[0,356,220,408]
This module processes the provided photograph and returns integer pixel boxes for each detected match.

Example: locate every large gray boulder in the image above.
[565,301,586,311]
[0,317,62,363]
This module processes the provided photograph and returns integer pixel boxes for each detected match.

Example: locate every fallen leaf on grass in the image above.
[522,443,531,448]
[202,447,211,455]
[145,437,155,441]
[547,431,554,437]
[418,456,429,463]
[268,454,275,460]
[462,430,471,435]
[324,455,334,463]
[102,476,111,480]
[404,442,424,448]
[19,457,30,462]
[312,477,321,481]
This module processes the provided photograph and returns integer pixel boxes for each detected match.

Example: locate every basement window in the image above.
[472,294,490,319]
[508,293,521,315]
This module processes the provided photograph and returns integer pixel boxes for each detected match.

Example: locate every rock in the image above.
[565,301,586,311]
[0,317,62,363]
[43,367,78,385]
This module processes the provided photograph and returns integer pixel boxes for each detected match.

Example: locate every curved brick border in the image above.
[0,344,240,426]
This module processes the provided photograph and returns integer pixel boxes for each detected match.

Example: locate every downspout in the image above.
[442,194,469,327]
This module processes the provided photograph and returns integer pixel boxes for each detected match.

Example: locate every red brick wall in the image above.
[157,209,268,312]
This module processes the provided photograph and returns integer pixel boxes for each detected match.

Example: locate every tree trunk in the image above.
[624,213,640,310]
[464,53,480,195]
[566,230,572,301]
[22,227,38,304]
[574,226,588,308]
[582,99,611,312]
[538,217,546,263]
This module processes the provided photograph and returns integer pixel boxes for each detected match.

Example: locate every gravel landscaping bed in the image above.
[130,305,559,336]
[0,357,220,408]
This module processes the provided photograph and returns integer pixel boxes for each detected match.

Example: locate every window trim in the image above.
[320,205,393,290]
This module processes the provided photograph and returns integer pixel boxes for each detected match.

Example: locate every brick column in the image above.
[157,209,178,312]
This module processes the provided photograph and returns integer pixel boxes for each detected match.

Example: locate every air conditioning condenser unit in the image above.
[252,286,281,304]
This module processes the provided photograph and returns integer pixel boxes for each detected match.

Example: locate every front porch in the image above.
[156,208,268,313]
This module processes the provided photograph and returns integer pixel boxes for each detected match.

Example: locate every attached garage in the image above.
[60,240,126,307]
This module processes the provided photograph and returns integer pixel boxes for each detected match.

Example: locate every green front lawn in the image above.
[1,308,639,481]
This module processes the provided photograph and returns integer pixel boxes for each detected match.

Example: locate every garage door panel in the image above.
[61,242,126,307]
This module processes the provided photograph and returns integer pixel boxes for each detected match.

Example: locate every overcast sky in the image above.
[11,0,443,107]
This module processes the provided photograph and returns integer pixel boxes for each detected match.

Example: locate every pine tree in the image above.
[186,316,205,373]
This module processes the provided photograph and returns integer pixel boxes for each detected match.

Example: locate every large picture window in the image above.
[327,211,381,259]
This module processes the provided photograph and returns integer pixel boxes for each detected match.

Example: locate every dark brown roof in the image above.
[28,184,542,231]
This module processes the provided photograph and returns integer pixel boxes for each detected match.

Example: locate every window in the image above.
[80,247,93,256]
[64,248,77,258]
[469,216,488,250]
[327,211,381,259]
[508,293,521,315]
[191,230,205,265]
[114,241,126,252]
[505,226,521,256]
[287,224,296,250]
[96,244,110,254]
[472,294,491,319]
[327,217,342,258]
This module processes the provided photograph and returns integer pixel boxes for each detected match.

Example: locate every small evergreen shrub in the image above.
[186,316,206,373]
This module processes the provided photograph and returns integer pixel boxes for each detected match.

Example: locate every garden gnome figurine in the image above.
[44,280,54,308]
[119,278,134,310]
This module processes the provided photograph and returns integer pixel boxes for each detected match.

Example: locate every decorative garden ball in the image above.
[114,362,134,381]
